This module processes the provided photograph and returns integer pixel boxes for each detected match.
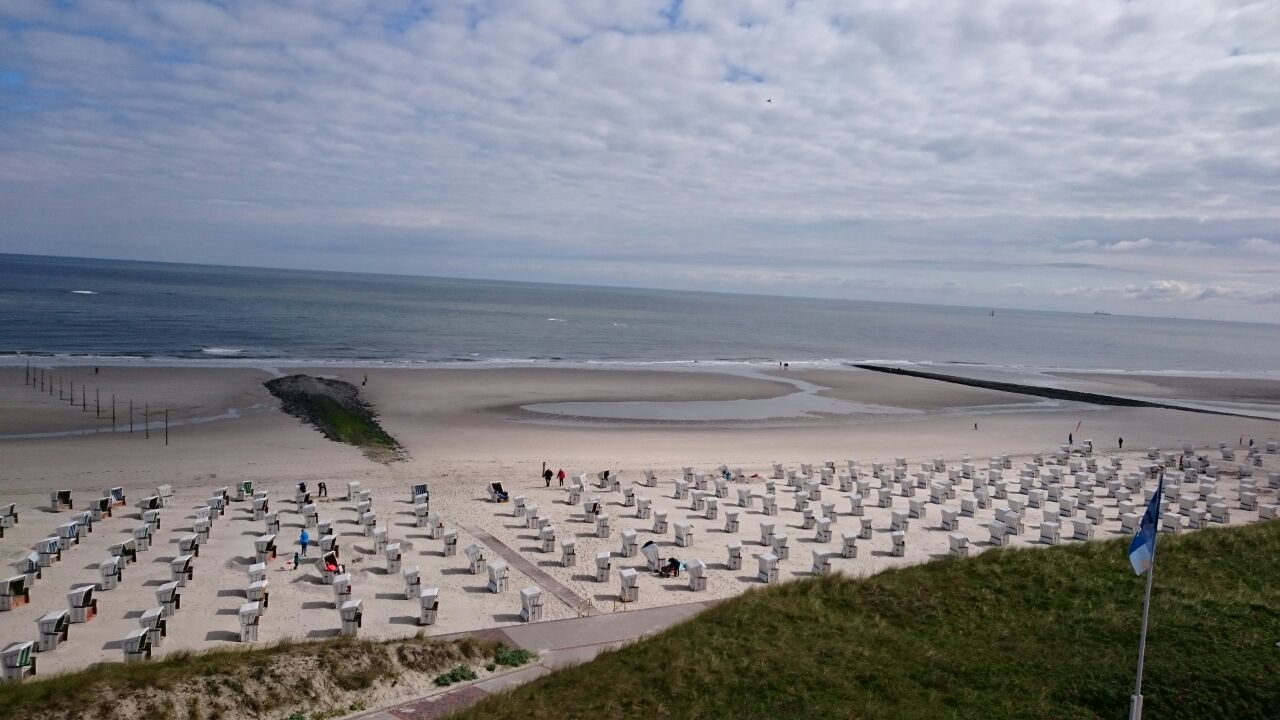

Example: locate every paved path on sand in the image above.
[459,522,586,609]
[354,599,716,720]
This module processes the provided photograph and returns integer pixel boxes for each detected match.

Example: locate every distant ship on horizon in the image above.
[1094,311,1112,316]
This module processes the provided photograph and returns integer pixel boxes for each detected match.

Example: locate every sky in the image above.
[0,0,1278,322]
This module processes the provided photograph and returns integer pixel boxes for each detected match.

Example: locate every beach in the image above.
[1,363,1277,676]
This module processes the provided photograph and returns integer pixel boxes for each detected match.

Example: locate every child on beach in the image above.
[300,529,310,557]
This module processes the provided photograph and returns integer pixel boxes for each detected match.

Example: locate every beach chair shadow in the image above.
[217,588,247,599]
[492,612,523,623]
[390,615,419,626]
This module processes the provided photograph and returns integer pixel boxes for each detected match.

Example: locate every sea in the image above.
[2,253,1278,376]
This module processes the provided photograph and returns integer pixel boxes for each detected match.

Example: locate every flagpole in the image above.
[1129,541,1156,720]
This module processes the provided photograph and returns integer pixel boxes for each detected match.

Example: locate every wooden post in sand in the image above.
[145,403,149,439]
[59,377,64,400]
[40,368,44,391]
[165,410,169,446]
[112,394,116,430]
[96,388,100,418]
[81,384,86,411]
[129,400,133,433]
[25,362,29,386]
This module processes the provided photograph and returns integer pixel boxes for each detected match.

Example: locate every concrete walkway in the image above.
[459,523,586,609]
[354,599,715,720]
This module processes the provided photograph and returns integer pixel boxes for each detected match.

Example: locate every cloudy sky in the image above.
[1,1,1278,321]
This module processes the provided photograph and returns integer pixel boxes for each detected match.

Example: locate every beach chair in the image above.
[97,556,123,591]
[254,534,277,563]
[67,585,97,623]
[2,641,36,683]
[193,516,211,543]
[360,511,378,536]
[566,484,582,505]
[560,538,578,568]
[877,488,893,509]
[331,573,353,609]
[533,524,553,552]
[771,462,784,480]
[129,524,153,553]
[1240,492,1258,511]
[673,480,688,501]
[759,521,776,547]
[487,482,505,503]
[244,558,267,586]
[770,533,790,560]
[674,522,693,547]
[0,575,30,612]
[628,496,649,521]
[56,522,80,550]
[135,607,167,648]
[988,520,1007,546]
[512,495,526,518]
[1257,504,1278,521]
[437,527,455,556]
[908,499,927,520]
[727,540,743,569]
[487,560,509,593]
[156,581,181,617]
[419,587,439,625]
[519,587,544,622]
[1039,521,1060,545]
[594,513,611,539]
[36,537,61,567]
[1071,519,1093,541]
[207,495,226,518]
[1159,512,1180,534]
[411,483,430,504]
[810,550,833,576]
[620,528,638,557]
[154,484,173,507]
[614,568,639,603]
[815,517,832,543]
[383,542,402,574]
[0,503,16,532]
[246,577,269,609]
[705,497,719,520]
[757,553,779,583]
[402,567,422,599]
[891,531,906,557]
[1085,504,1104,525]
[687,559,708,590]
[793,491,809,513]
[642,469,657,487]
[1209,503,1230,524]
[762,494,778,516]
[36,610,70,653]
[652,511,668,534]
[890,511,909,533]
[12,552,39,588]
[252,497,270,521]
[231,602,261,643]
[947,533,968,558]
[170,555,194,587]
[339,599,362,638]
[714,478,729,498]
[724,509,740,534]
[1121,512,1142,534]
[620,486,635,508]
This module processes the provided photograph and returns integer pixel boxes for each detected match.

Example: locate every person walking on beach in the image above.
[1118,437,1123,449]
[317,481,327,498]
[543,467,553,487]
[299,529,310,557]
[1068,432,1073,445]
[974,422,978,431]
[557,468,566,487]
[362,374,368,387]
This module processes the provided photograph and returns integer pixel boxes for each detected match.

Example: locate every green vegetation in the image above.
[0,635,513,720]
[263,375,403,462]
[434,664,480,687]
[457,521,1280,720]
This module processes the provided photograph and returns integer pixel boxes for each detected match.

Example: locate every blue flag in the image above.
[1128,479,1163,575]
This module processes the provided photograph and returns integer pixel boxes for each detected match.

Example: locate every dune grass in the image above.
[457,521,1280,720]
[0,635,502,720]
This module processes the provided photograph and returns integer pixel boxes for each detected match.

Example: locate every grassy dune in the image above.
[457,521,1280,720]
[0,635,507,720]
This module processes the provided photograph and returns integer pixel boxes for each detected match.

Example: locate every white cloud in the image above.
[0,1,1278,321]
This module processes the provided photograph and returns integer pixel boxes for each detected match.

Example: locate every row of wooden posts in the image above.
[22,363,168,445]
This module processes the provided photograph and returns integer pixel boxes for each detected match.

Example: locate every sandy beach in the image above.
[1,363,1277,676]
